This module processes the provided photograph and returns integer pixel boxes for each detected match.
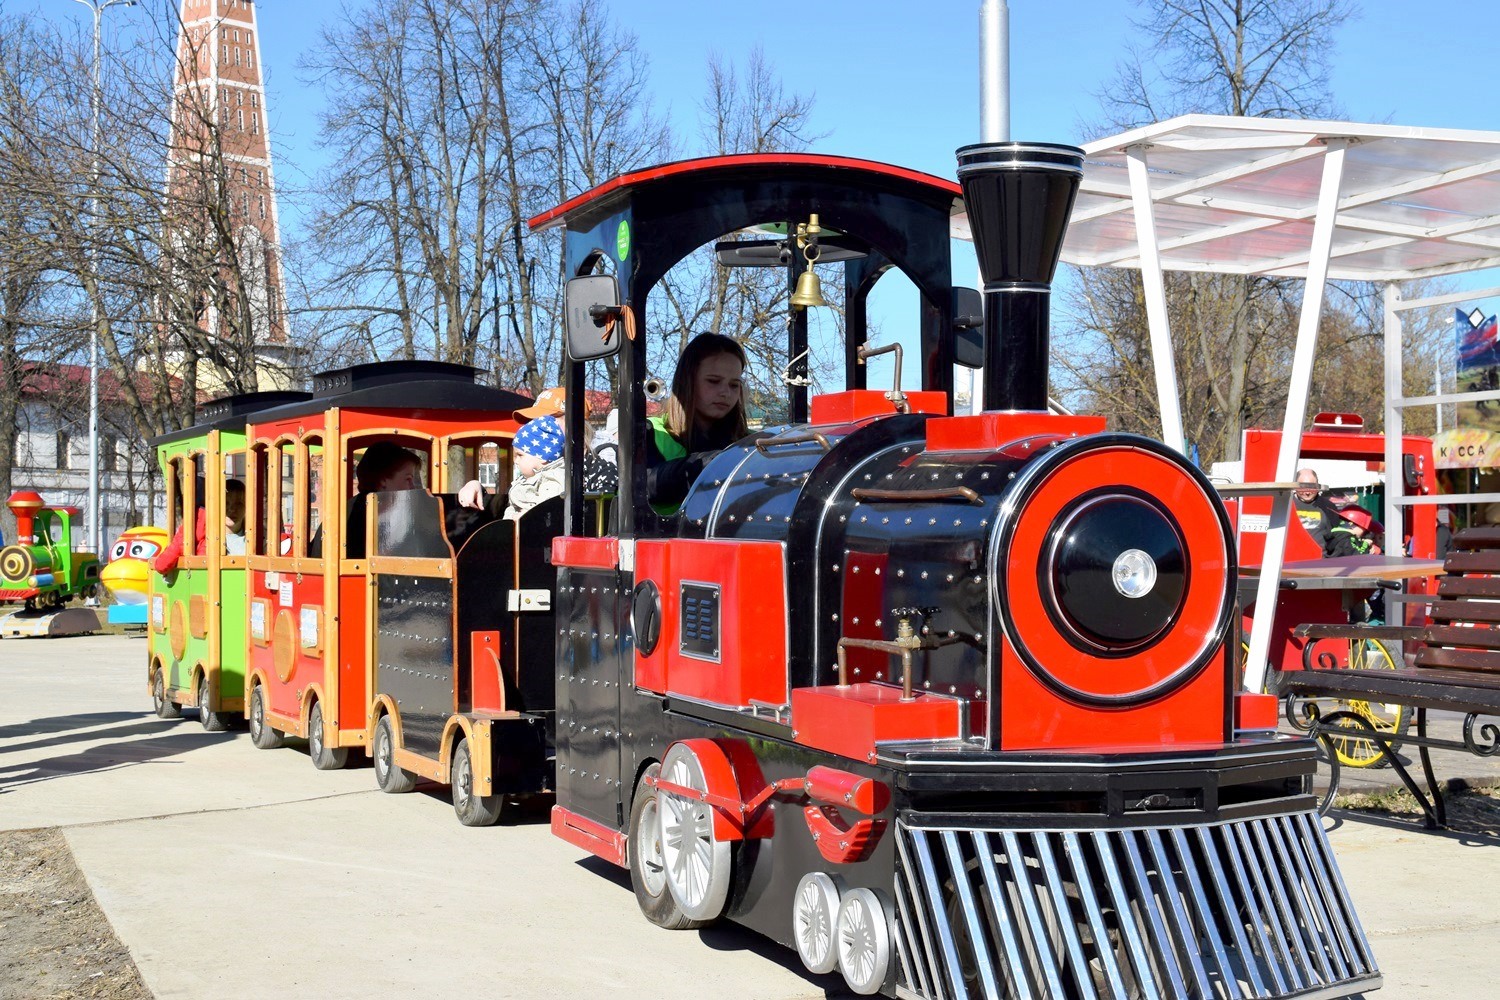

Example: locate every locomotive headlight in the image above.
[1043,492,1187,654]
[1112,548,1156,598]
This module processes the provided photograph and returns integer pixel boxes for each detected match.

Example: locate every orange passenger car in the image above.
[240,362,527,780]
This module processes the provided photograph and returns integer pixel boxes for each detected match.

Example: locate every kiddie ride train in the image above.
[149,145,1380,998]
[0,490,103,638]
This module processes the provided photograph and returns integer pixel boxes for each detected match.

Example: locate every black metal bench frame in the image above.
[1279,526,1500,829]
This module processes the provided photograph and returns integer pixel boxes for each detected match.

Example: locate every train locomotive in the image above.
[0,490,101,610]
[542,144,1380,998]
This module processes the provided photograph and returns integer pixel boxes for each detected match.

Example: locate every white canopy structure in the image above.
[1053,114,1500,693]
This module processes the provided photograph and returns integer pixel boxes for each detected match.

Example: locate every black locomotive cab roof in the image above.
[151,389,314,447]
[528,152,963,234]
[245,359,533,424]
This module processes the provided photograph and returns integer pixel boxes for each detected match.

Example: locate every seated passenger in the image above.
[154,482,206,575]
[503,415,566,519]
[318,443,424,560]
[224,481,247,555]
[647,332,748,514]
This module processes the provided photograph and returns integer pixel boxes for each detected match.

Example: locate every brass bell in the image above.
[790,268,826,310]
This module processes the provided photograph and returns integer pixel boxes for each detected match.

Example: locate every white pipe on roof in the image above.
[1242,139,1350,696]
[1126,145,1186,454]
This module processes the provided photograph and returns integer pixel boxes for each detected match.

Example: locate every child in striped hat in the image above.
[505,414,566,518]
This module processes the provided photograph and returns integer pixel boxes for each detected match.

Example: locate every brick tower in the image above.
[166,0,294,391]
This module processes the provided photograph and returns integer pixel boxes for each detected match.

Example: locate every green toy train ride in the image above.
[0,490,102,611]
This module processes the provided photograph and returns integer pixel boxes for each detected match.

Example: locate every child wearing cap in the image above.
[505,415,566,518]
[1324,505,1384,558]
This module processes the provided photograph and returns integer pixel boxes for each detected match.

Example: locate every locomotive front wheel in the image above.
[628,763,706,930]
[374,715,418,794]
[836,888,892,996]
[450,737,502,826]
[794,872,844,975]
[197,674,230,733]
[248,685,284,749]
[307,702,349,770]
[657,742,732,923]
[151,670,180,720]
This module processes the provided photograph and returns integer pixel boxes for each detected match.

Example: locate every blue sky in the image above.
[43,0,1500,354]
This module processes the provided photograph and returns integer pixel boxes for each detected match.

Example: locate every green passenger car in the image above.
[147,392,308,730]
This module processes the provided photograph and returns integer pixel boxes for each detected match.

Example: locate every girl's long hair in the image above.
[665,333,749,444]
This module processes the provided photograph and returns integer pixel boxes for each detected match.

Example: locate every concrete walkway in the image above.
[2,632,1497,997]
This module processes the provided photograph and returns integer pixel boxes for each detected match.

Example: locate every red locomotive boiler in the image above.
[542,147,1380,998]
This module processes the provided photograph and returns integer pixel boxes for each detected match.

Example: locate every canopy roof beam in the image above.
[1240,139,1349,696]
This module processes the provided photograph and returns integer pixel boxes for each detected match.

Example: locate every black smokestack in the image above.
[956,142,1084,411]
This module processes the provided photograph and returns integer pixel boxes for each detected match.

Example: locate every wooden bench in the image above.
[1280,526,1500,828]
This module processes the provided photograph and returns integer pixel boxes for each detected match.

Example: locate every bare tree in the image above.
[1060,0,1360,465]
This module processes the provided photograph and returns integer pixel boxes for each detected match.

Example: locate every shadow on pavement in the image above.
[0,711,143,741]
[1329,805,1500,847]
[0,728,236,792]
[0,718,190,757]
[572,854,855,998]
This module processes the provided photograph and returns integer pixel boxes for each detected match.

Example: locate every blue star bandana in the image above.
[514,415,564,463]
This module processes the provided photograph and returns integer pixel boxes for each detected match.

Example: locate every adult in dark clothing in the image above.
[646,333,749,515]
[1292,468,1341,550]
[311,442,424,559]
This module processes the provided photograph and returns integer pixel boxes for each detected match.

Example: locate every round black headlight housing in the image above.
[1042,492,1187,655]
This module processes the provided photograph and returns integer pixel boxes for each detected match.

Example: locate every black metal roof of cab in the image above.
[152,389,314,447]
[247,360,533,423]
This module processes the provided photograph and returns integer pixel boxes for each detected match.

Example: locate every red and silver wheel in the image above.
[657,741,731,922]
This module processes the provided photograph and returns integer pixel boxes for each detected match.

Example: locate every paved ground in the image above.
[2,632,1498,998]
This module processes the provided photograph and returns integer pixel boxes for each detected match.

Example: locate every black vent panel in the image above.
[679,583,720,661]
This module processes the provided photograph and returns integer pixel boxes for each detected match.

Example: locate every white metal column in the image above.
[1242,139,1349,695]
[1125,145,1186,454]
[1384,284,1404,546]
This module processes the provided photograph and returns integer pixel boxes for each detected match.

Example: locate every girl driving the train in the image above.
[646,332,749,514]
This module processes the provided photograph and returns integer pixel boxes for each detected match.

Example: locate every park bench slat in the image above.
[1451,526,1500,549]
[1436,575,1500,598]
[1436,549,1500,573]
[1280,665,1500,713]
[1419,623,1500,650]
[1428,599,1500,623]
[1414,646,1500,673]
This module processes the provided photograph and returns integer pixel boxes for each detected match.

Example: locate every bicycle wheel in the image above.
[1327,637,1410,768]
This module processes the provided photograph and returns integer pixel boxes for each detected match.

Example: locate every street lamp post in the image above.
[71,0,135,565]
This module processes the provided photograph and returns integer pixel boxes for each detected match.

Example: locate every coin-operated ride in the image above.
[0,490,101,611]
[543,146,1382,998]
[100,524,170,626]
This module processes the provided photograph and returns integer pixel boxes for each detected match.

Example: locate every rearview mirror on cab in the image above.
[565,274,624,361]
[952,287,984,369]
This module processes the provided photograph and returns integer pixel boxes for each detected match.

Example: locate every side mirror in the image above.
[952,287,984,369]
[1404,453,1423,490]
[565,274,623,361]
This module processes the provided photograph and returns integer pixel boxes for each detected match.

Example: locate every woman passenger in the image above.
[647,333,749,514]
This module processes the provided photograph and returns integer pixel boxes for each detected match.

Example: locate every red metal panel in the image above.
[551,805,626,867]
[925,412,1107,452]
[337,574,367,727]
[808,390,949,425]
[553,536,618,570]
[633,540,669,693]
[637,539,786,708]
[471,630,505,713]
[790,683,962,764]
[839,551,889,681]
[998,635,1227,749]
[1234,692,1280,732]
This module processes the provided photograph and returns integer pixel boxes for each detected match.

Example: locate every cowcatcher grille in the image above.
[893,812,1379,1000]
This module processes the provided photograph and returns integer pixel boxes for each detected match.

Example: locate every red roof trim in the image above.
[527,153,962,232]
